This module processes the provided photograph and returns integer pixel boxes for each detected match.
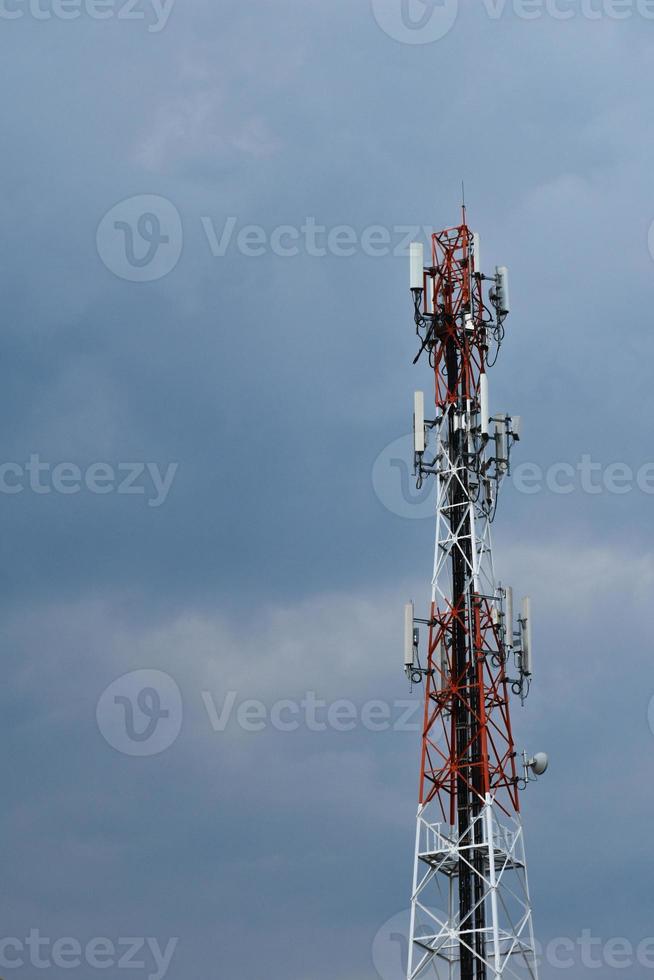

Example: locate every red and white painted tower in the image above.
[403,212,546,980]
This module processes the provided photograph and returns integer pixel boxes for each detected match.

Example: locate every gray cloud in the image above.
[0,2,652,977]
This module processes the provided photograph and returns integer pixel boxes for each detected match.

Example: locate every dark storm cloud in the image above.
[0,3,653,979]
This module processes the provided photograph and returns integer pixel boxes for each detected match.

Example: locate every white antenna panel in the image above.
[414,391,425,454]
[480,374,489,438]
[505,586,513,649]
[404,602,415,668]
[410,243,424,291]
[496,266,510,315]
[472,232,481,274]
[521,597,532,676]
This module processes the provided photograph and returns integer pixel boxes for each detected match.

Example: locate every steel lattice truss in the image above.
[427,225,485,411]
[406,215,539,980]
[408,802,538,980]
[422,427,520,822]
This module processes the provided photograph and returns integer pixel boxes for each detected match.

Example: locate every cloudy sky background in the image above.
[0,1,653,978]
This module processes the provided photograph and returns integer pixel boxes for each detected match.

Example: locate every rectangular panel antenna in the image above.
[410,243,424,291]
[414,391,425,454]
[521,596,532,676]
[404,602,415,667]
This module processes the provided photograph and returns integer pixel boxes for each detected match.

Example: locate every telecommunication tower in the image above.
[402,211,547,980]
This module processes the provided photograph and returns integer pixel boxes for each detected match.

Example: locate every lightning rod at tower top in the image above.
[402,210,547,980]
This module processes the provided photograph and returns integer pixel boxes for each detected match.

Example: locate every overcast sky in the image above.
[0,2,653,979]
